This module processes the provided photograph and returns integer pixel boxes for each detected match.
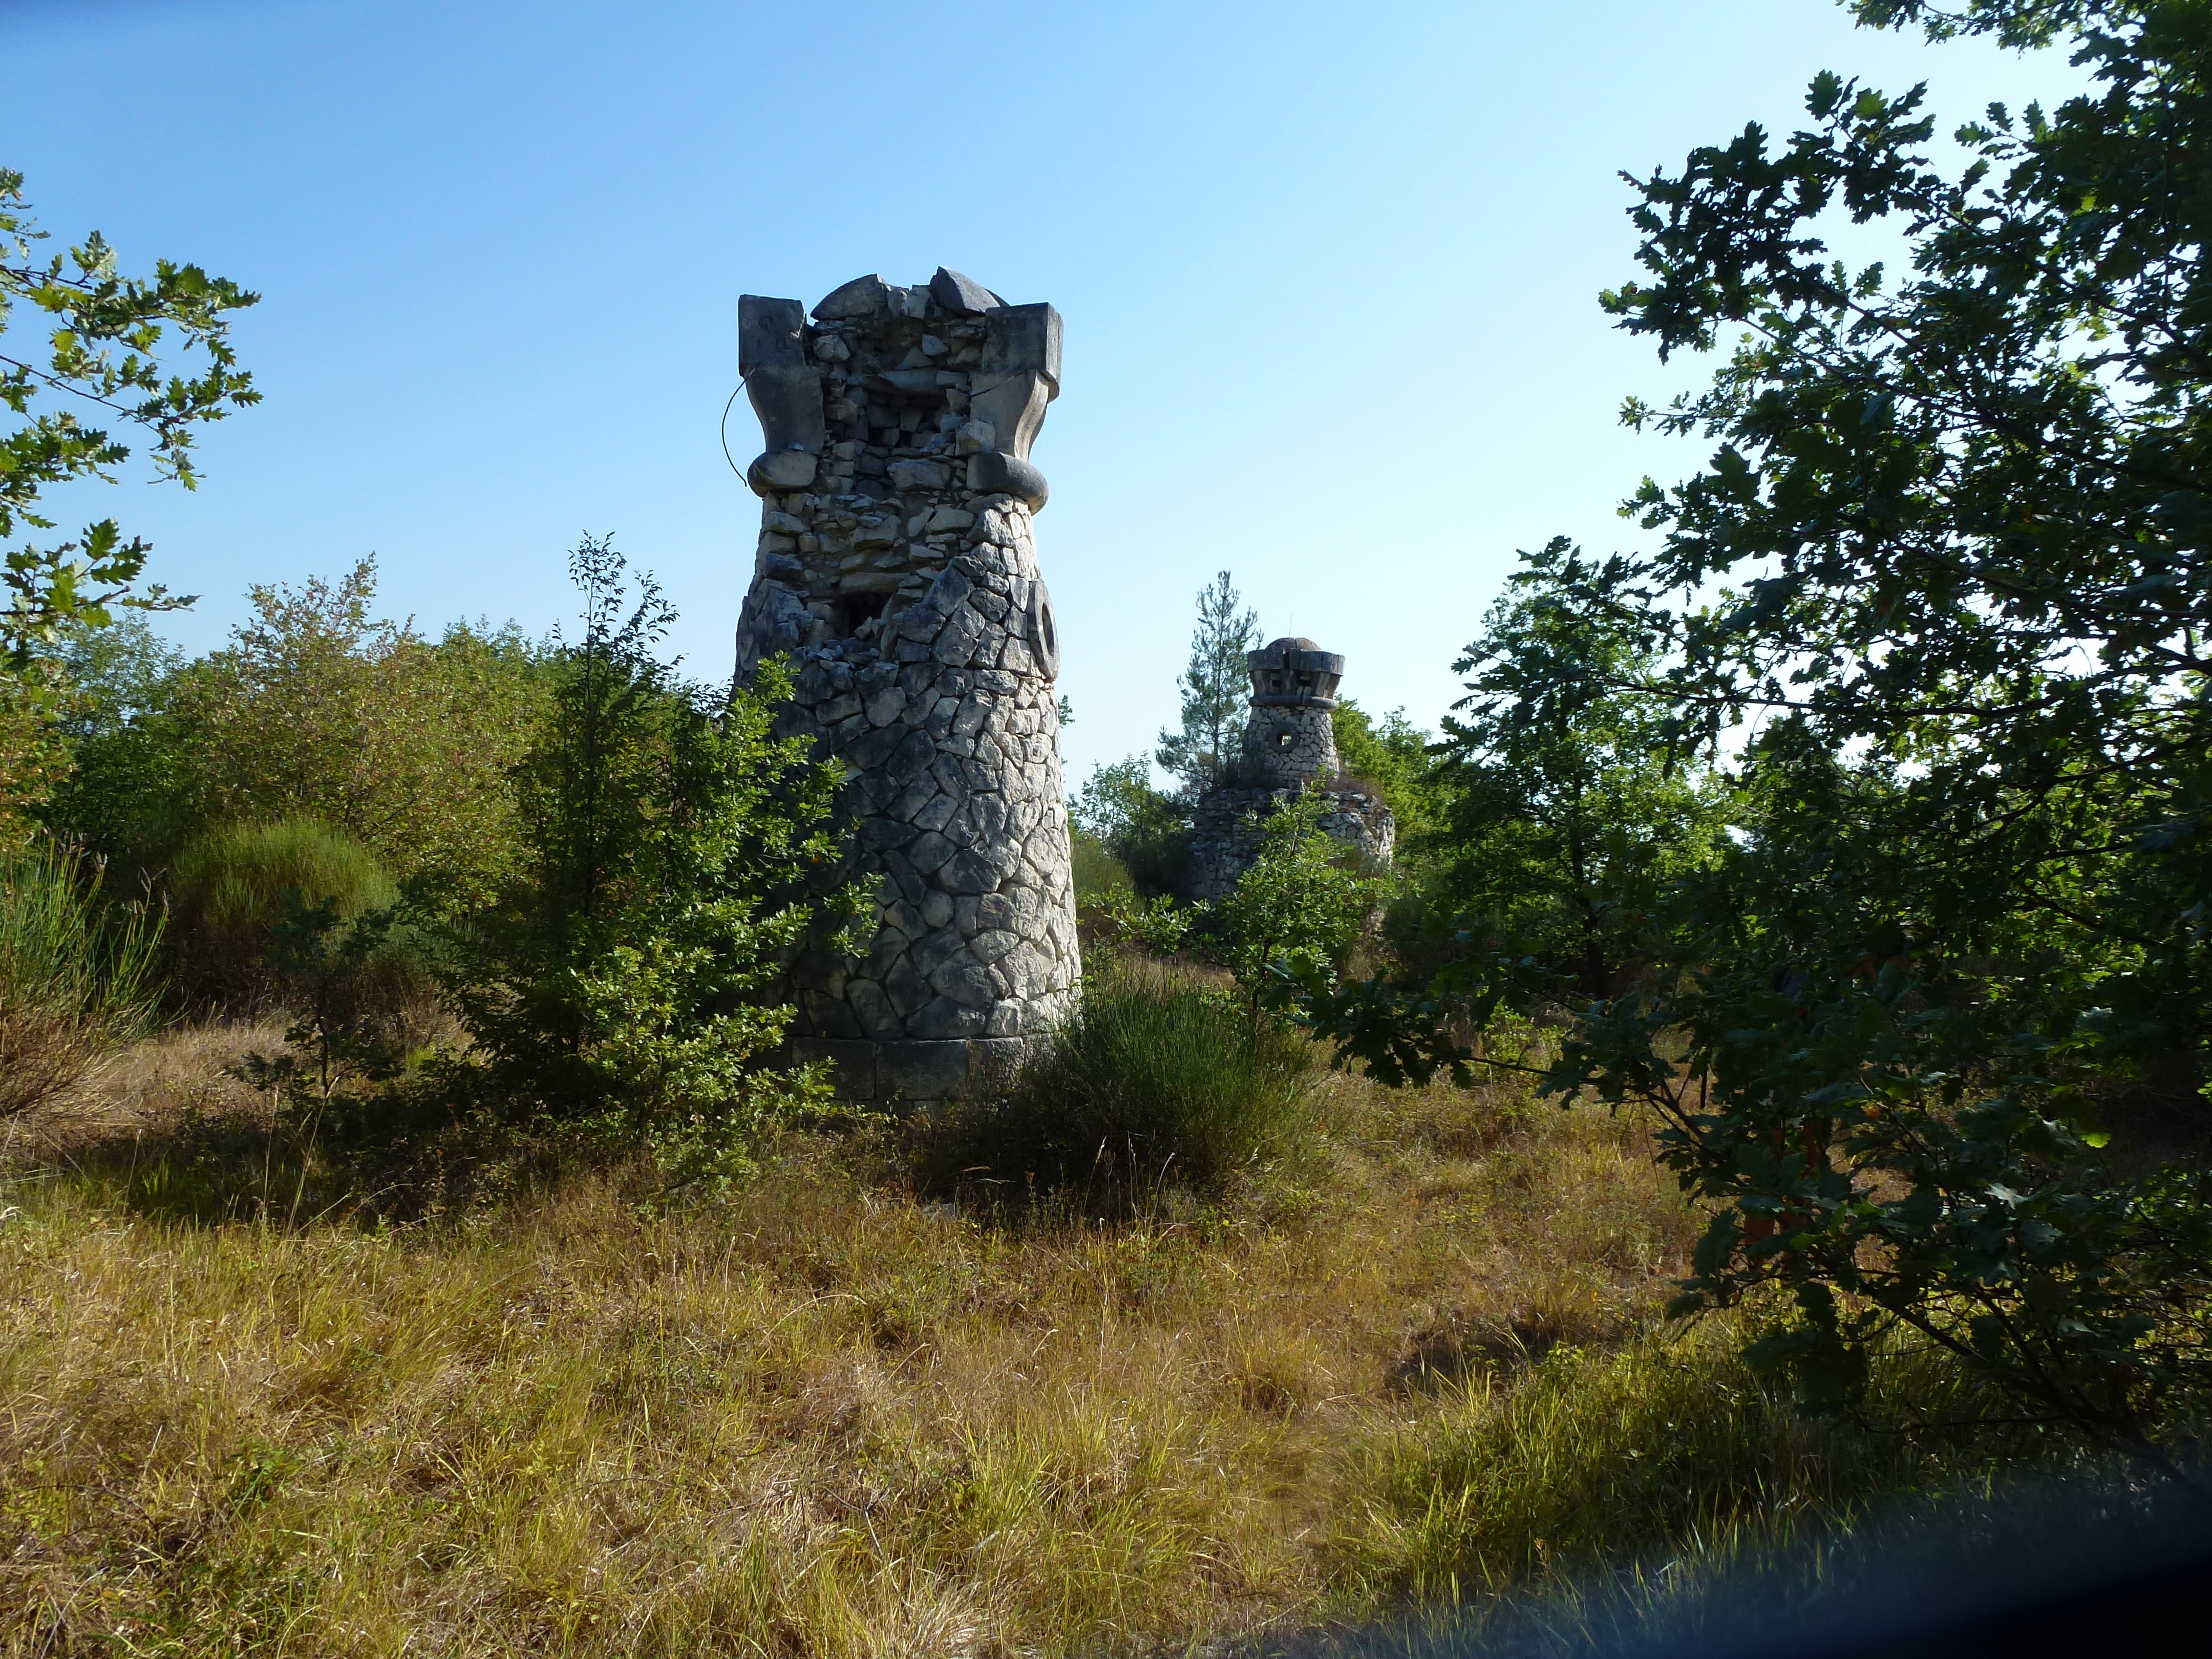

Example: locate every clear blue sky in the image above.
[6,0,2082,784]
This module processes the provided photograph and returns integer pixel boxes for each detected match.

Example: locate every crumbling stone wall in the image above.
[1188,636,1396,903]
[732,269,1078,1108]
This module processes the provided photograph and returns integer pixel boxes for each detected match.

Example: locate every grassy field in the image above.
[0,1023,2003,1656]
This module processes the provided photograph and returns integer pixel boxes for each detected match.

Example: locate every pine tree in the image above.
[1156,571,1258,796]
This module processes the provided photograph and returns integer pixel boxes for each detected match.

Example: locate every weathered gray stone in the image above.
[908,831,955,874]
[739,294,806,376]
[930,267,1001,314]
[849,980,901,1039]
[888,458,952,492]
[910,995,986,1039]
[814,274,891,321]
[1187,636,1396,903]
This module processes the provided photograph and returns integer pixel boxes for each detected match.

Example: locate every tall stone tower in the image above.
[1188,637,1395,903]
[731,269,1078,1106]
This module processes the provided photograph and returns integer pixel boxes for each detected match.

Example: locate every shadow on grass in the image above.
[42,1077,615,1230]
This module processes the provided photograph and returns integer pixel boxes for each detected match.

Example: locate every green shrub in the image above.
[0,841,163,1116]
[1069,825,1134,906]
[947,960,1314,1205]
[1072,756,1192,899]
[166,818,416,1012]
[429,537,851,1191]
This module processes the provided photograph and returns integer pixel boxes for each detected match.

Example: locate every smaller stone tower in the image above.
[1188,636,1395,903]
[1240,638,1345,788]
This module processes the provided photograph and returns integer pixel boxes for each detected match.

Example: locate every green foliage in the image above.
[431,536,850,1189]
[1219,789,1378,1016]
[1313,0,2212,1479]
[1071,754,1192,899]
[154,560,543,892]
[1156,570,1261,796]
[1331,698,1438,841]
[1093,889,1202,955]
[1307,0,2212,1479]
[942,960,1314,1204]
[1565,0,2212,1474]
[0,169,258,821]
[1429,542,1725,1007]
[166,818,413,1012]
[0,838,163,1116]
[1068,824,1134,905]
[39,616,186,860]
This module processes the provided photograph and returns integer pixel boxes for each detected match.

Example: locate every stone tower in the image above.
[1240,637,1345,786]
[1188,636,1395,903]
[731,268,1078,1106]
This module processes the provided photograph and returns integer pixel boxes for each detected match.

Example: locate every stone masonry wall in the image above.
[732,270,1079,1107]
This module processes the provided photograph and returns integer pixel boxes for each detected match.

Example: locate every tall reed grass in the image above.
[0,840,164,1117]
[940,958,1315,1205]
[166,818,427,1017]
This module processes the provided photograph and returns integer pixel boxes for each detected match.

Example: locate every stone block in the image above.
[738,294,806,376]
[749,451,820,494]
[908,832,956,874]
[910,926,965,979]
[930,267,1002,314]
[884,950,930,1012]
[966,451,1049,510]
[886,458,952,492]
[981,302,1063,389]
[859,816,918,853]
[802,989,862,1039]
[970,929,1020,964]
[912,794,956,834]
[881,848,927,907]
[910,996,987,1039]
[814,274,891,321]
[887,729,935,786]
[880,1038,978,1099]
[942,849,998,894]
[841,727,899,772]
[848,981,902,1039]
[930,958,998,1011]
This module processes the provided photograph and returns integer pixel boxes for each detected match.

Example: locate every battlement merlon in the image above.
[738,272,1062,509]
[1246,638,1345,710]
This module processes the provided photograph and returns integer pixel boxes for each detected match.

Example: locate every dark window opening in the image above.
[1277,731,1294,750]
[833,591,891,639]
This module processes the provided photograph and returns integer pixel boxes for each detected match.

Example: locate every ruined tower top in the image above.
[1241,637,1346,789]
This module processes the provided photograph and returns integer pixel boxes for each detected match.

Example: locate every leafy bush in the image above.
[1069,824,1134,906]
[430,537,850,1190]
[945,960,1314,1204]
[166,818,420,1015]
[1072,755,1192,899]
[0,841,163,1116]
[1331,698,1440,843]
[1218,788,1379,1013]
[153,559,544,892]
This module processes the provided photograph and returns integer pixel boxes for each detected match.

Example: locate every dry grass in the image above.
[0,1036,1991,1656]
